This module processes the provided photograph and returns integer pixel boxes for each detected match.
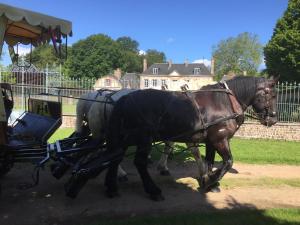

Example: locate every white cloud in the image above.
[139,50,146,55]
[193,58,211,67]
[166,37,175,44]
[13,45,31,56]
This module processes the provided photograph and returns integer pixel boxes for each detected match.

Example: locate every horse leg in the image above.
[105,154,125,198]
[203,139,233,191]
[205,141,216,175]
[157,141,174,176]
[187,143,207,179]
[134,142,164,201]
[117,165,128,182]
[201,141,221,192]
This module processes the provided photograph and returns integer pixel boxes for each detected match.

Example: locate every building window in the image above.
[124,80,129,88]
[105,78,111,86]
[194,68,201,75]
[152,79,157,87]
[144,79,149,87]
[161,79,166,86]
[153,68,158,74]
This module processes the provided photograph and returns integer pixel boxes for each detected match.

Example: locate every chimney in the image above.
[168,60,172,69]
[143,58,147,72]
[210,57,215,75]
[184,59,189,67]
[114,68,122,79]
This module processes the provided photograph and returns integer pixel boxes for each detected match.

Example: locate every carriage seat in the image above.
[9,112,61,146]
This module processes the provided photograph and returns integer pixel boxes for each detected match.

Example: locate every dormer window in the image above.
[153,67,158,74]
[194,68,201,75]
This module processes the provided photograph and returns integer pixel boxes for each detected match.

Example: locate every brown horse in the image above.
[65,76,278,200]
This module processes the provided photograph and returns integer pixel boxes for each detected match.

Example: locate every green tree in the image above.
[264,0,300,82]
[116,36,139,53]
[145,49,166,67]
[119,51,143,73]
[64,34,123,79]
[212,32,263,80]
[116,36,142,73]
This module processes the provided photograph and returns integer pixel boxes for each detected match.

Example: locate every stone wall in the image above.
[235,122,300,141]
[62,116,300,142]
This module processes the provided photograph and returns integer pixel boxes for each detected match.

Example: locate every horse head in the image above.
[251,76,279,127]
[225,76,278,127]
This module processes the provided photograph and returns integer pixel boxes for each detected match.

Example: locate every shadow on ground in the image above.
[0,157,299,225]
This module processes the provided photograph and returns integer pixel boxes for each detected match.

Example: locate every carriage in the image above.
[0,3,103,186]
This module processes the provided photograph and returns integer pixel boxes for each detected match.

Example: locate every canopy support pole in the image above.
[0,16,8,123]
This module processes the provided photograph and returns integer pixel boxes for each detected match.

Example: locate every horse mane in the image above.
[202,76,266,107]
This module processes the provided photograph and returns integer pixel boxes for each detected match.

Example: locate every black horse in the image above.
[65,76,278,200]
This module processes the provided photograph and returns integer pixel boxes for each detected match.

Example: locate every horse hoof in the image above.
[118,175,129,182]
[210,186,221,193]
[149,194,165,201]
[229,168,239,174]
[64,175,88,199]
[106,190,120,198]
[160,170,171,176]
[207,182,221,193]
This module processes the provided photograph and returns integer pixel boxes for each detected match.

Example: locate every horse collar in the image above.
[221,80,230,90]
[220,81,244,122]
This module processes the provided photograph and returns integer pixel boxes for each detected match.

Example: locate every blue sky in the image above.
[1,0,288,67]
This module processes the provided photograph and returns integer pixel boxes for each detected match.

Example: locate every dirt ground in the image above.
[0,160,300,225]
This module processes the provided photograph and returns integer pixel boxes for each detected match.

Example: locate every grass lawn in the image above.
[48,127,74,143]
[161,139,300,165]
[48,128,300,165]
[221,177,300,189]
[93,208,300,225]
[62,104,76,115]
[230,138,300,165]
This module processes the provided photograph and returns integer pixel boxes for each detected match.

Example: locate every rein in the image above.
[244,111,263,121]
[39,92,116,104]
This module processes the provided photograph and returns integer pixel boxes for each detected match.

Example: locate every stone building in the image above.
[140,59,215,91]
[119,72,140,89]
[93,68,122,90]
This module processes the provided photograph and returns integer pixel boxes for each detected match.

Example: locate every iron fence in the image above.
[245,82,300,123]
[1,68,300,122]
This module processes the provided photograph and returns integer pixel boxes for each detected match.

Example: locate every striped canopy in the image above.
[0,3,72,50]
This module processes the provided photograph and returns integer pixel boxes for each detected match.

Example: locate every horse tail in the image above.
[75,96,88,135]
[106,96,127,151]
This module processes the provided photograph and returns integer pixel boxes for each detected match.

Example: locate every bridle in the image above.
[221,80,277,124]
[252,84,277,124]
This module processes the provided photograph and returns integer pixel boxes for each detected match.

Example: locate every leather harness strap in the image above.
[220,81,244,125]
[220,81,244,116]
[184,82,244,129]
